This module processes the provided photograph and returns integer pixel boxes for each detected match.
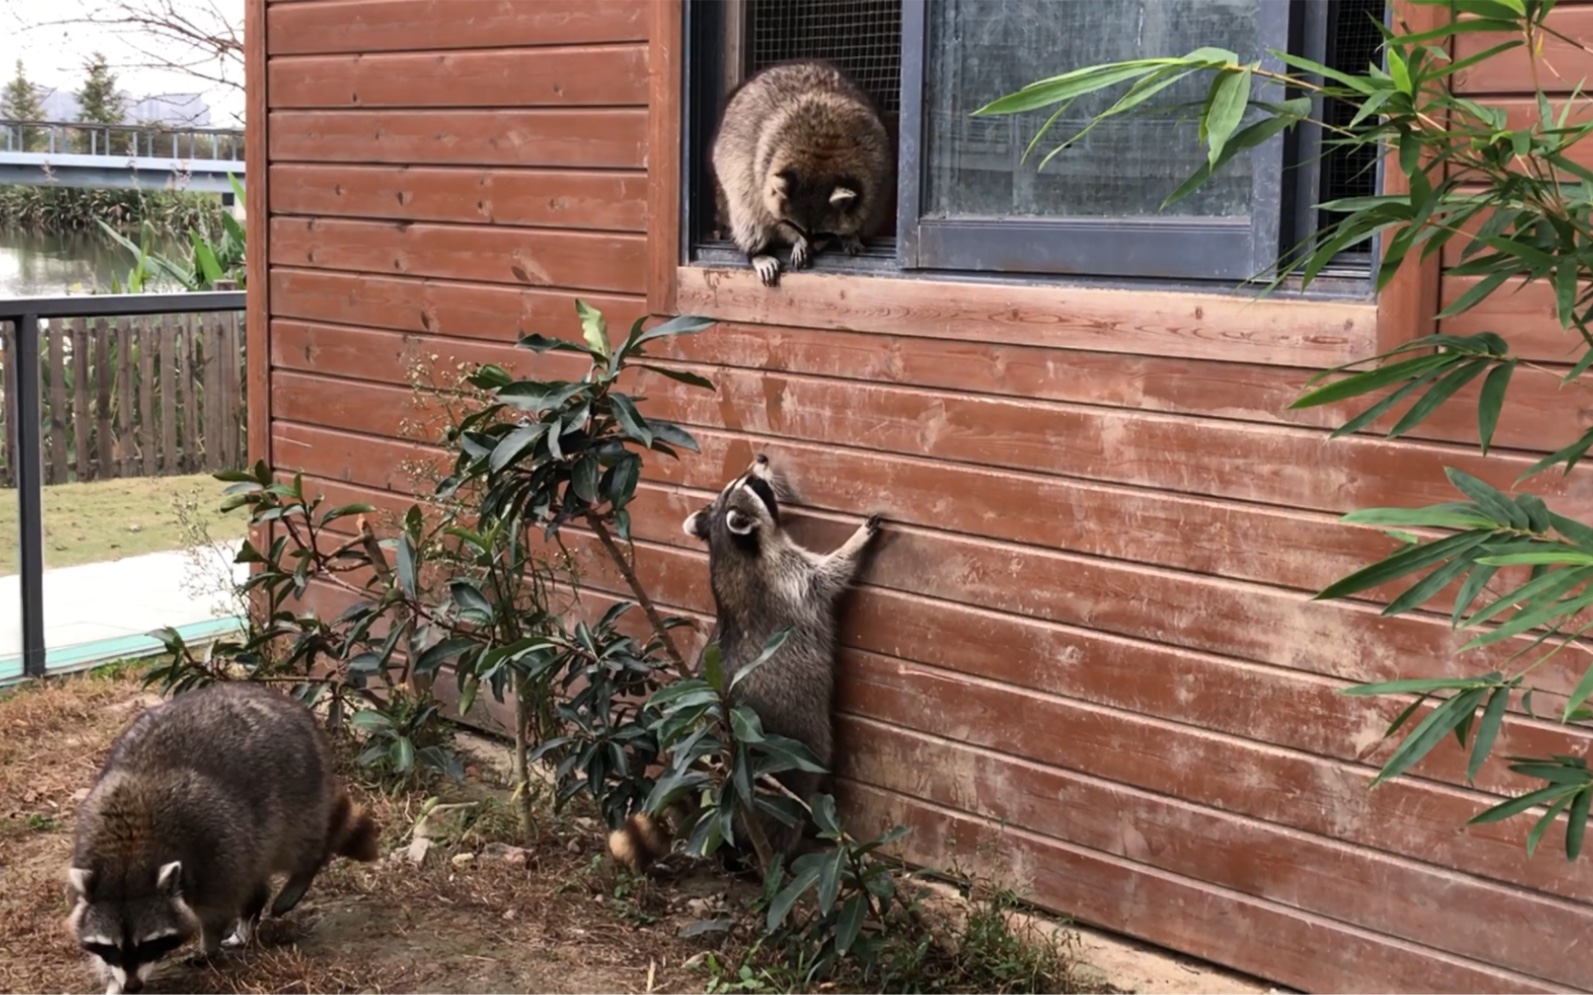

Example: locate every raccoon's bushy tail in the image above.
[608,811,673,873]
[327,790,381,863]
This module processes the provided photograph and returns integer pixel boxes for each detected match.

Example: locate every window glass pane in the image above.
[923,0,1259,221]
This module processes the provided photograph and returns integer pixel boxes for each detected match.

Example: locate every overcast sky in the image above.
[1,0,245,126]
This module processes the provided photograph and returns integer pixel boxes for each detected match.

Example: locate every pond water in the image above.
[0,229,188,298]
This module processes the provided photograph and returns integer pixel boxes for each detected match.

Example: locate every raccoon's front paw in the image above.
[864,513,885,536]
[751,254,782,287]
[790,237,814,271]
[839,234,864,257]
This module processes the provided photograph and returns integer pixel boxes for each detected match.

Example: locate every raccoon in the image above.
[610,453,882,872]
[66,682,380,994]
[711,59,893,287]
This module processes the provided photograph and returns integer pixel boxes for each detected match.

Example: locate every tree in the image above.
[984,0,1593,861]
[75,52,126,154]
[1,59,45,152]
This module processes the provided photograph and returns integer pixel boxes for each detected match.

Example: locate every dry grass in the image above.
[0,665,727,995]
[0,473,247,575]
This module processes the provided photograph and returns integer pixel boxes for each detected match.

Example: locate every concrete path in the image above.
[0,541,248,682]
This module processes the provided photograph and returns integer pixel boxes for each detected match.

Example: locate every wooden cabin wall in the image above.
[248,2,1593,991]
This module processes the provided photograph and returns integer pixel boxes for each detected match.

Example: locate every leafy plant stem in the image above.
[585,511,691,679]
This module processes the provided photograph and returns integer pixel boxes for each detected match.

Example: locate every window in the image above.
[681,0,1383,290]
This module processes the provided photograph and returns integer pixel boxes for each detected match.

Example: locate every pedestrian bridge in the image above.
[0,120,245,193]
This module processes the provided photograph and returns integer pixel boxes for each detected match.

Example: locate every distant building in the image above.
[35,89,212,128]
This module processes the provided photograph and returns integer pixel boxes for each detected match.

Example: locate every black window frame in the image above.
[680,0,1382,293]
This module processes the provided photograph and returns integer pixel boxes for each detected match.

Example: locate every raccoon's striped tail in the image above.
[328,790,381,863]
[608,811,673,873]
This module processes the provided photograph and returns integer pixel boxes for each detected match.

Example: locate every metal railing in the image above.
[0,120,245,162]
[0,291,246,677]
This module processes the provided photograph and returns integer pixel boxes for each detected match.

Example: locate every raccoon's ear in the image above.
[682,509,710,542]
[155,861,183,897]
[68,867,93,899]
[829,186,858,207]
[726,509,756,536]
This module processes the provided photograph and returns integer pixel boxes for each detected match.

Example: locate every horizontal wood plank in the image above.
[286,465,1592,803]
[841,718,1587,991]
[268,109,646,168]
[674,266,1378,368]
[268,219,646,293]
[265,410,1593,723]
[1440,274,1593,364]
[839,780,1561,994]
[264,360,1593,528]
[268,45,648,108]
[268,268,647,338]
[270,305,1577,455]
[1452,5,1593,95]
[267,0,649,54]
[269,164,648,231]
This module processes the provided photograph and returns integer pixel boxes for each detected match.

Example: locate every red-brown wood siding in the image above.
[252,3,1593,991]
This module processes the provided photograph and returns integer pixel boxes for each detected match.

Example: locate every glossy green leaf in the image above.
[1372,687,1487,787]
[575,299,609,358]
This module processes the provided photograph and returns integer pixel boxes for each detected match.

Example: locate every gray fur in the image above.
[683,453,882,856]
[711,59,893,287]
[68,682,378,994]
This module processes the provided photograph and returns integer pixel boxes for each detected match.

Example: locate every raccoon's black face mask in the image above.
[683,455,781,552]
[70,862,195,994]
[768,170,867,240]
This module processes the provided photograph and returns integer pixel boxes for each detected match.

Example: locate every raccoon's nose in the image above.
[121,976,144,994]
[754,453,768,465]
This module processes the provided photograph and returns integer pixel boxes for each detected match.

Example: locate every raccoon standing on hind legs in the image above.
[610,454,884,873]
[712,59,893,287]
[66,682,380,994]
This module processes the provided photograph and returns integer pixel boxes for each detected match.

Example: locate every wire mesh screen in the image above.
[746,0,903,116]
[1318,0,1386,245]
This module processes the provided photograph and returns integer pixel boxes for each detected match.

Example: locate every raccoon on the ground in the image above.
[610,453,883,873]
[66,681,380,995]
[711,59,893,287]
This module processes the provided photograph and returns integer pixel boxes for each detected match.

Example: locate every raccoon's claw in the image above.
[864,513,884,535]
[839,235,864,257]
[751,254,781,286]
[790,237,814,271]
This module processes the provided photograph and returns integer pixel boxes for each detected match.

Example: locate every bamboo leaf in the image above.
[1315,530,1494,602]
[1372,688,1488,786]
[1203,66,1253,167]
[1477,361,1515,456]
[1468,687,1510,783]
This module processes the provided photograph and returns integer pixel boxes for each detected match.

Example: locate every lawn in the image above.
[0,474,246,576]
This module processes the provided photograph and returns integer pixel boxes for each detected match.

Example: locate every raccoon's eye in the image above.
[82,942,121,966]
[133,934,186,962]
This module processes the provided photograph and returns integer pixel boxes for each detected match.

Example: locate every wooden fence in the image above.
[0,311,247,486]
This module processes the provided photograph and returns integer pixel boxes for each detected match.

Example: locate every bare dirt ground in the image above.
[0,666,727,994]
[0,665,1271,995]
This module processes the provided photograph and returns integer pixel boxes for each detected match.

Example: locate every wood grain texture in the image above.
[265,384,1593,715]
[246,0,272,589]
[285,466,1592,804]
[262,361,1593,526]
[268,164,648,231]
[647,0,682,314]
[267,0,649,54]
[272,459,1593,910]
[268,268,646,338]
[838,780,1562,995]
[674,267,1377,367]
[840,718,1586,992]
[268,218,647,293]
[268,109,647,168]
[1452,3,1593,95]
[268,45,649,108]
[1440,274,1593,363]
